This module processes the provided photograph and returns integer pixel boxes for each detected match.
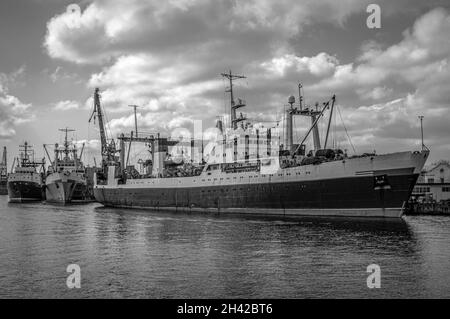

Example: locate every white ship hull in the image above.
[45,171,87,204]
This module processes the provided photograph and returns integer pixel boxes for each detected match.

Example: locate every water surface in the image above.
[0,196,449,298]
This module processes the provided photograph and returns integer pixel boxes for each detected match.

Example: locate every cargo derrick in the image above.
[89,88,119,181]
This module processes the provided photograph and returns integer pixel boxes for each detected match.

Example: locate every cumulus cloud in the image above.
[292,7,450,157]
[43,0,379,137]
[73,139,101,162]
[53,100,80,111]
[312,8,450,94]
[261,53,339,77]
[46,66,79,83]
[357,86,394,100]
[44,0,373,64]
[0,69,33,139]
[43,1,450,160]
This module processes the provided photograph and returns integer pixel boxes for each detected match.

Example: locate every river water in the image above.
[0,195,449,298]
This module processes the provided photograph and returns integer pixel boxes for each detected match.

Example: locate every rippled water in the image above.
[0,196,450,298]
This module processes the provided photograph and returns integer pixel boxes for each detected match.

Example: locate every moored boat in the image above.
[7,142,45,203]
[45,129,88,204]
[0,147,7,195]
[90,73,429,218]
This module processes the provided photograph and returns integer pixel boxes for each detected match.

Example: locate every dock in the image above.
[405,201,450,216]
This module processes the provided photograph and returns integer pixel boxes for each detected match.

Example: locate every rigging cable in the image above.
[332,103,337,149]
[102,103,112,142]
[336,105,356,154]
[87,116,91,166]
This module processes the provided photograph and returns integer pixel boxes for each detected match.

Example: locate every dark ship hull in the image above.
[94,151,428,218]
[7,181,43,202]
[94,173,418,218]
[0,180,7,195]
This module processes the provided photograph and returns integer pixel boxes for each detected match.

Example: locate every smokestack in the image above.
[216,118,224,134]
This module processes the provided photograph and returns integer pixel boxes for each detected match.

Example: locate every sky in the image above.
[1,0,450,168]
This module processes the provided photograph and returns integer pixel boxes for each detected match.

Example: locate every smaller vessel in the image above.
[0,146,8,195]
[7,142,46,202]
[45,128,88,204]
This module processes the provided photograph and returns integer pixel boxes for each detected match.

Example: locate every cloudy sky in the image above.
[1,0,450,167]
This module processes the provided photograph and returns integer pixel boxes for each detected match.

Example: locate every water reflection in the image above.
[1,196,449,298]
[91,207,423,298]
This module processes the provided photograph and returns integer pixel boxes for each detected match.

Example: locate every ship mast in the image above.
[19,142,31,165]
[293,95,336,154]
[59,128,75,160]
[129,105,140,138]
[323,96,336,149]
[221,70,247,129]
[18,142,44,169]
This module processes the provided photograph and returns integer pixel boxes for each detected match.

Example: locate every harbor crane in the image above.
[89,88,119,171]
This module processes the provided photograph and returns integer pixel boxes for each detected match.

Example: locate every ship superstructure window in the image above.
[414,187,431,193]
[443,187,450,192]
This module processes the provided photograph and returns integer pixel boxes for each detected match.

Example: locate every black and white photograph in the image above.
[1,0,450,303]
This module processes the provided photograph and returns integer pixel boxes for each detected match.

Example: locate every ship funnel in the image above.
[216,118,224,134]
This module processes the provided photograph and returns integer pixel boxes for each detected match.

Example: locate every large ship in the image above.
[0,147,7,195]
[7,142,46,202]
[92,73,429,218]
[45,129,88,204]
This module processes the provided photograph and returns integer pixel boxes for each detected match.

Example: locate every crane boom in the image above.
[0,146,6,177]
[89,88,119,173]
[90,88,108,156]
[1,146,6,167]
